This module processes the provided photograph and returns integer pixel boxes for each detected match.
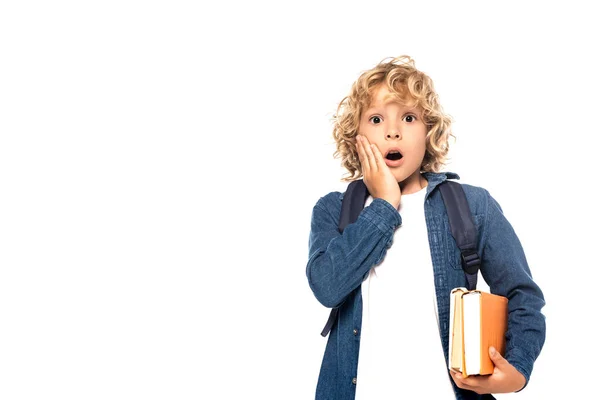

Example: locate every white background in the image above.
[1,1,599,399]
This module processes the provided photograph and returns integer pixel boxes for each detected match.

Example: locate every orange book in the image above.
[448,288,508,377]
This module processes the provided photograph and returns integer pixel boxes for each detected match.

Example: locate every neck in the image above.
[399,173,427,195]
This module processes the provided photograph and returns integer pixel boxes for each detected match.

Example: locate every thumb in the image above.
[489,346,509,368]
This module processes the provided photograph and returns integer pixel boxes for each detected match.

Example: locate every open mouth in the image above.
[385,150,403,161]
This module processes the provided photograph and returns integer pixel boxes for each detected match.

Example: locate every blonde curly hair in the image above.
[332,55,454,182]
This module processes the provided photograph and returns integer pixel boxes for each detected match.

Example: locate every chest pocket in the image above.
[444,214,484,270]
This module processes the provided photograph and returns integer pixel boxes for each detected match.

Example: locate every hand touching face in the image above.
[356,134,401,209]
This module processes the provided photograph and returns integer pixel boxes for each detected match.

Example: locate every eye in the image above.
[369,115,383,124]
[404,114,417,123]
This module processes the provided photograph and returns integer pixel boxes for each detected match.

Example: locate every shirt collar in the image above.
[338,171,460,201]
[422,171,460,199]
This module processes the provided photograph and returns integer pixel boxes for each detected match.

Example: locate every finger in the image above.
[356,135,371,171]
[461,374,486,388]
[451,372,477,391]
[370,143,387,171]
[489,346,509,369]
[361,136,378,172]
[452,371,487,393]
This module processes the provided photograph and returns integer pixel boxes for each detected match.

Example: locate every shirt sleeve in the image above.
[479,191,546,389]
[306,192,402,308]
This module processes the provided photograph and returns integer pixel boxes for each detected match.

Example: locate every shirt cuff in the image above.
[359,198,402,233]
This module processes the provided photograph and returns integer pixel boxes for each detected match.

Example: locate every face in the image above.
[357,84,428,193]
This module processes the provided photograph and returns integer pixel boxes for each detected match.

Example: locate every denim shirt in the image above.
[306,172,546,400]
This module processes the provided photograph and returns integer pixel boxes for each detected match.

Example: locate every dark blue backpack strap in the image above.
[321,180,369,337]
[338,179,369,233]
[320,308,339,337]
[438,181,480,291]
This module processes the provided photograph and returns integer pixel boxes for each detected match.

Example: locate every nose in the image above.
[386,117,403,140]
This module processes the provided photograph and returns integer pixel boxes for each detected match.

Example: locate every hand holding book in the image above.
[450,347,526,394]
[448,288,526,394]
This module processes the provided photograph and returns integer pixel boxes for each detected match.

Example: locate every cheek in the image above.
[416,135,428,153]
[361,130,379,143]
[359,122,375,134]
[357,125,367,137]
[407,139,427,155]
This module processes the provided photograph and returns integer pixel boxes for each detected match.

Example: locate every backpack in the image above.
[320,178,481,337]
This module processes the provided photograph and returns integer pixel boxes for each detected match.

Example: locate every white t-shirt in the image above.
[354,186,455,399]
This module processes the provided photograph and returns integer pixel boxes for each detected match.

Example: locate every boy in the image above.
[306,55,545,399]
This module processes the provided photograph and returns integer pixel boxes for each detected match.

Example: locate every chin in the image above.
[393,175,407,184]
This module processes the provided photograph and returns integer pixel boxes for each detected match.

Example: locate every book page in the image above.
[463,292,481,376]
[448,290,456,369]
[449,288,466,372]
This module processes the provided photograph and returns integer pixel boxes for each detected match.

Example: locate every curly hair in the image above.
[332,55,455,182]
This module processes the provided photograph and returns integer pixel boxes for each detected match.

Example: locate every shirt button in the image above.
[353,329,358,335]
[352,377,357,385]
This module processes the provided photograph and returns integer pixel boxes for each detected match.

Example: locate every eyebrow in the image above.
[368,94,418,110]
[365,102,419,112]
